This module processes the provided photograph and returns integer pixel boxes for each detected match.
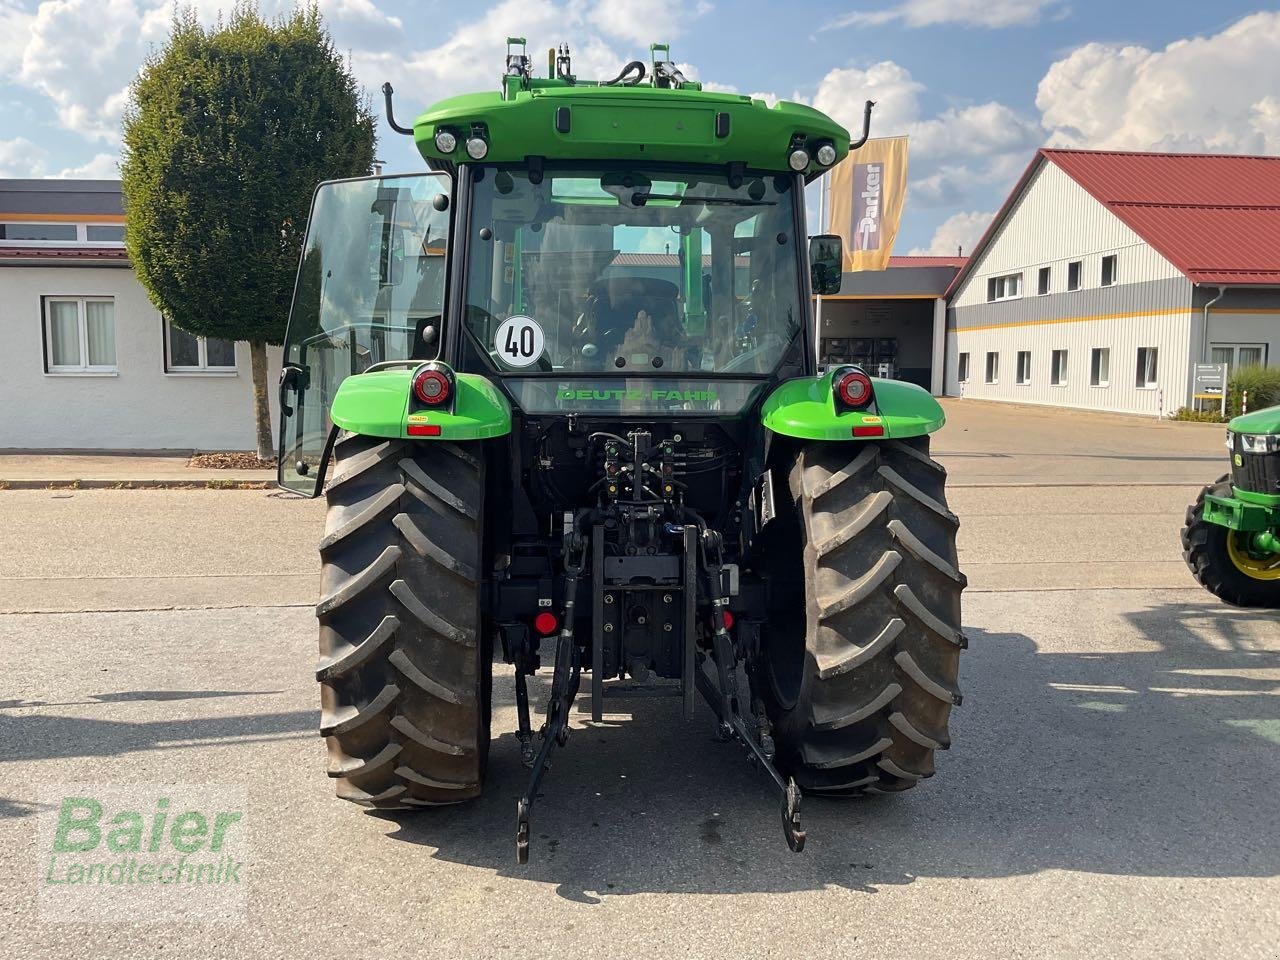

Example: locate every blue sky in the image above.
[2,1,1277,252]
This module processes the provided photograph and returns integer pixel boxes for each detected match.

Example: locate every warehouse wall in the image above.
[946,158,1199,414]
[952,161,1183,310]
[0,264,281,451]
[947,308,1195,416]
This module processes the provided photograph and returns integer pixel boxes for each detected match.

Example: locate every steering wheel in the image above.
[721,333,788,373]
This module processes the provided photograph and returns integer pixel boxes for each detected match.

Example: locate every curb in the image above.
[0,478,275,490]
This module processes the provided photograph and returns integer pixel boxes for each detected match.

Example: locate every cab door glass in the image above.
[277,173,452,494]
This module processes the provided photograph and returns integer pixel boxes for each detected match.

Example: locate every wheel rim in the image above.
[1226,533,1280,581]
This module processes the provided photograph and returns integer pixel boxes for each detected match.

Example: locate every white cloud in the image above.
[810,61,1039,209]
[811,61,924,134]
[0,137,52,178]
[0,1,34,75]
[1037,11,1280,154]
[908,209,993,256]
[54,152,120,178]
[829,0,1061,30]
[20,0,147,142]
[5,0,714,167]
[353,0,623,111]
[585,0,711,47]
[0,137,118,179]
[355,0,711,121]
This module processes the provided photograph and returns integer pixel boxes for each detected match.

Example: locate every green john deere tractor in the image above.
[277,40,966,862]
[1182,404,1280,607]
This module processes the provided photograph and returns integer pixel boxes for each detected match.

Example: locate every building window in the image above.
[986,273,1022,302]
[1037,266,1051,296]
[1067,260,1082,291]
[86,224,126,243]
[164,319,236,372]
[1051,349,1068,385]
[1136,347,1158,388]
[1,221,125,245]
[957,352,970,383]
[985,351,999,384]
[2,222,79,242]
[1210,343,1267,375]
[43,297,116,373]
[1016,350,1032,385]
[1090,348,1110,387]
[1101,254,1118,287]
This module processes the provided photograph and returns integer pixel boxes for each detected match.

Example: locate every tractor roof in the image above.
[1230,404,1280,436]
[412,45,850,178]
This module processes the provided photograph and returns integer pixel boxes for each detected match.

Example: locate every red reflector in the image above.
[408,424,442,437]
[723,610,735,630]
[852,425,885,437]
[534,611,558,635]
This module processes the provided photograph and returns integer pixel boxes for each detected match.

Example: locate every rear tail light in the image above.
[534,611,559,635]
[723,609,735,630]
[836,369,873,409]
[413,368,451,405]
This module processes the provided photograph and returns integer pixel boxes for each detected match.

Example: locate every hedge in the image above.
[1227,364,1280,416]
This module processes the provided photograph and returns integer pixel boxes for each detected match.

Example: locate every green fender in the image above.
[330,367,512,441]
[761,370,945,441]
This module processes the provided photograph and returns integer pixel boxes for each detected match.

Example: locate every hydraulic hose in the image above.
[602,60,647,86]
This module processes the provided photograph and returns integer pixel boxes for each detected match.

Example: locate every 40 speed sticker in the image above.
[494,315,545,368]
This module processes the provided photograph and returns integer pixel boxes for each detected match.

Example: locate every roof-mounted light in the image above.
[788,148,810,171]
[816,142,838,166]
[434,128,457,153]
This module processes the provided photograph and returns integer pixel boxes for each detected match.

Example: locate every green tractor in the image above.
[277,40,965,861]
[1182,404,1280,607]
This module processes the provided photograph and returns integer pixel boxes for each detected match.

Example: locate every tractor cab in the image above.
[277,40,853,494]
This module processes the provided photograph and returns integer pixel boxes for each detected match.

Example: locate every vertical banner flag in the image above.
[827,136,909,272]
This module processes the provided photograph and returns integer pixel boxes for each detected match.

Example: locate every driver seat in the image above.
[587,276,681,353]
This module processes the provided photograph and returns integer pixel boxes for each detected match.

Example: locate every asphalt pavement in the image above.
[1,400,1275,959]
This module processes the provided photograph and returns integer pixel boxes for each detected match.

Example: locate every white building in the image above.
[0,179,280,451]
[945,149,1280,415]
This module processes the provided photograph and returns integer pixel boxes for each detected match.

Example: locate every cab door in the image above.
[277,172,453,494]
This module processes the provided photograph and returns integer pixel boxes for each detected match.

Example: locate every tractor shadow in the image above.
[382,596,1280,899]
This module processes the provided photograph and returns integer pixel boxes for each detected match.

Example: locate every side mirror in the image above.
[809,234,843,296]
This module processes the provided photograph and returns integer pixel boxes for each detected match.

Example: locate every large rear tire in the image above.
[760,437,966,793]
[315,433,491,808]
[1182,477,1280,608]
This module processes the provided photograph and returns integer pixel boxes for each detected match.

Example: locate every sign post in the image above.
[1191,362,1228,418]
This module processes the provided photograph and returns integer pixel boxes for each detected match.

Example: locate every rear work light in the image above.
[835,368,873,409]
[412,367,451,406]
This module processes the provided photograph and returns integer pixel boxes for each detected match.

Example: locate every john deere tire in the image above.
[762,438,966,794]
[315,433,491,808]
[1182,477,1280,609]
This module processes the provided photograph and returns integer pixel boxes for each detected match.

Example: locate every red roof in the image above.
[887,255,967,268]
[946,148,1280,296]
[0,245,129,263]
[1043,149,1280,285]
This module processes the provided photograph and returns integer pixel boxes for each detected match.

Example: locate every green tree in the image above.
[121,3,376,458]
